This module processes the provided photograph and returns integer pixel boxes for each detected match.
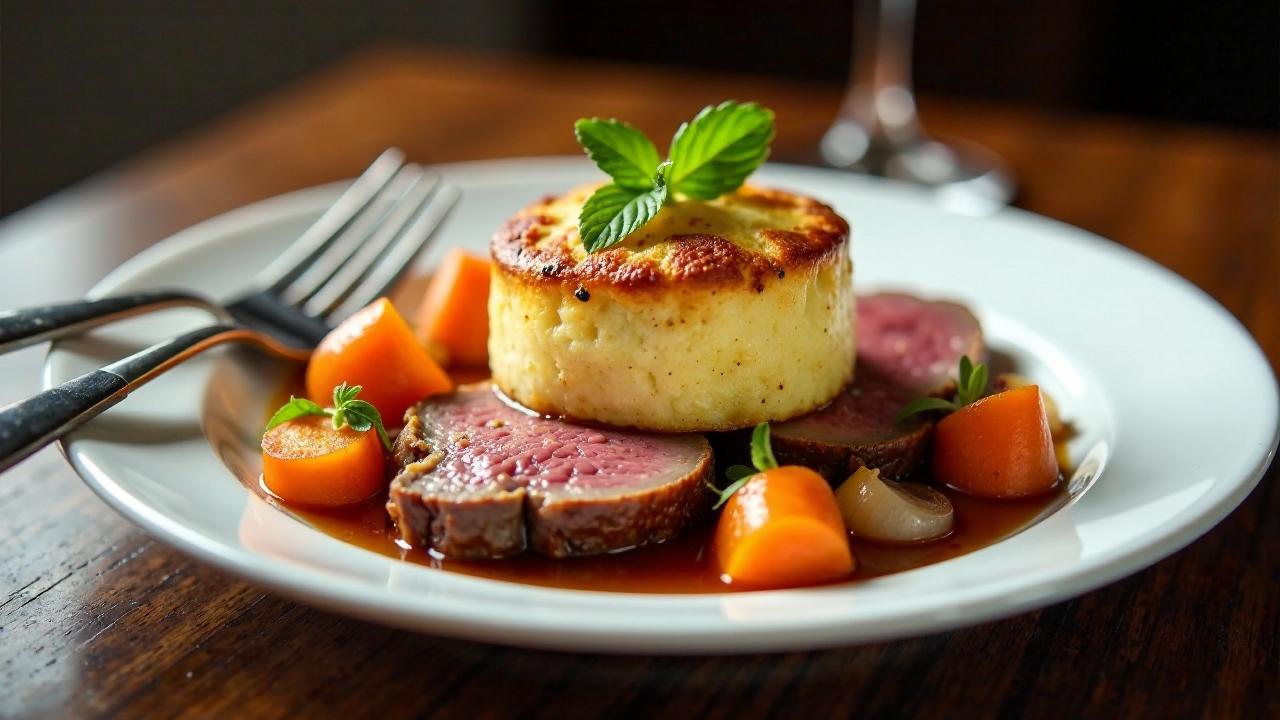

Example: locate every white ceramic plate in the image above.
[45,158,1278,654]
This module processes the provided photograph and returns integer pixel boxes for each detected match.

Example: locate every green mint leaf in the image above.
[579,163,670,253]
[705,427,775,510]
[896,396,958,422]
[951,355,987,407]
[332,382,361,408]
[574,118,661,191]
[330,382,363,430]
[667,101,775,200]
[897,356,989,421]
[708,475,753,510]
[963,361,988,406]
[341,400,393,451]
[749,422,778,471]
[264,396,328,433]
[342,409,372,432]
[265,384,392,451]
[958,356,974,391]
[707,462,762,509]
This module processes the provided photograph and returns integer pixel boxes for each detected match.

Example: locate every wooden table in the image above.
[2,47,1277,719]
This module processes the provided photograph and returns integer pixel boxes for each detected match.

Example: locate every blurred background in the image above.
[2,0,1277,215]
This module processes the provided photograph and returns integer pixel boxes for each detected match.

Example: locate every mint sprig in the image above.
[574,118,661,191]
[264,382,392,451]
[574,100,775,253]
[264,397,326,431]
[896,355,989,422]
[748,421,778,473]
[707,422,780,509]
[579,162,670,252]
[668,102,775,200]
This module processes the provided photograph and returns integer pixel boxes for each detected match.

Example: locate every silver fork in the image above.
[0,149,458,472]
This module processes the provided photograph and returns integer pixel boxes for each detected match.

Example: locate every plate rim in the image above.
[47,156,1280,653]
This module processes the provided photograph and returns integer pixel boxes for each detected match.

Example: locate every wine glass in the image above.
[820,0,1015,215]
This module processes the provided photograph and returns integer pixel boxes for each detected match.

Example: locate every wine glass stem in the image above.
[843,0,921,144]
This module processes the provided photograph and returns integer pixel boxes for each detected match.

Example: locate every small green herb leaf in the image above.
[895,396,958,422]
[896,355,991,421]
[264,396,327,433]
[749,422,778,472]
[329,382,359,430]
[264,383,392,452]
[667,101,775,200]
[960,360,988,407]
[709,475,753,510]
[951,355,987,407]
[332,382,361,408]
[574,118,662,191]
[342,399,393,451]
[578,162,671,253]
[708,424,779,509]
[574,101,776,253]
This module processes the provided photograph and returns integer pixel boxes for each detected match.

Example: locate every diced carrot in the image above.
[261,415,386,506]
[995,373,1066,438]
[713,465,855,588]
[416,249,492,367]
[933,384,1060,498]
[306,298,453,424]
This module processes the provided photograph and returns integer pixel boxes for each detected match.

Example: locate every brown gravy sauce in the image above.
[284,487,1063,594]
[261,372,1066,594]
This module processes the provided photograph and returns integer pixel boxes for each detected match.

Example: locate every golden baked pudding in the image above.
[488,182,855,432]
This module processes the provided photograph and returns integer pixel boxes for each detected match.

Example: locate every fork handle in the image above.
[0,290,219,355]
[0,324,280,473]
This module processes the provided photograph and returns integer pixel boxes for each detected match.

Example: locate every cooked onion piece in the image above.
[836,466,954,543]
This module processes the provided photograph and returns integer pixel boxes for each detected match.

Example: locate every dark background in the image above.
[2,0,1277,215]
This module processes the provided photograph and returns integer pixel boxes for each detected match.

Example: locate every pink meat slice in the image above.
[774,365,922,445]
[856,292,985,396]
[771,365,933,481]
[388,383,711,559]
[771,292,985,481]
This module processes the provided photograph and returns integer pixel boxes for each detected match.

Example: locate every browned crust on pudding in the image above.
[386,390,714,559]
[491,184,849,294]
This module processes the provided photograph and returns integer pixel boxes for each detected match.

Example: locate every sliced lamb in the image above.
[856,292,985,397]
[771,293,985,481]
[388,383,712,559]
[771,365,932,481]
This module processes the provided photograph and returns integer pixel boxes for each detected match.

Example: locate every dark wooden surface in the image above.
[1,47,1277,719]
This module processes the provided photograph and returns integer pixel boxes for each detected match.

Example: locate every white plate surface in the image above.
[45,157,1278,653]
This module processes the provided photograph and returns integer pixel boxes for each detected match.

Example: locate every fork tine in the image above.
[300,170,440,318]
[279,164,422,307]
[326,183,459,322]
[255,148,405,293]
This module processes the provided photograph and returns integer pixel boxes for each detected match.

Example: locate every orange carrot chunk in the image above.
[932,384,1060,498]
[714,466,855,588]
[262,415,386,506]
[306,298,453,423]
[416,249,492,367]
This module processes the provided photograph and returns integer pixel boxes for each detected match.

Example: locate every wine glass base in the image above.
[821,123,1016,216]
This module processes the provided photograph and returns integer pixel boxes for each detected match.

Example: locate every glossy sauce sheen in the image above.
[280,486,1061,593]
[264,284,1066,593]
